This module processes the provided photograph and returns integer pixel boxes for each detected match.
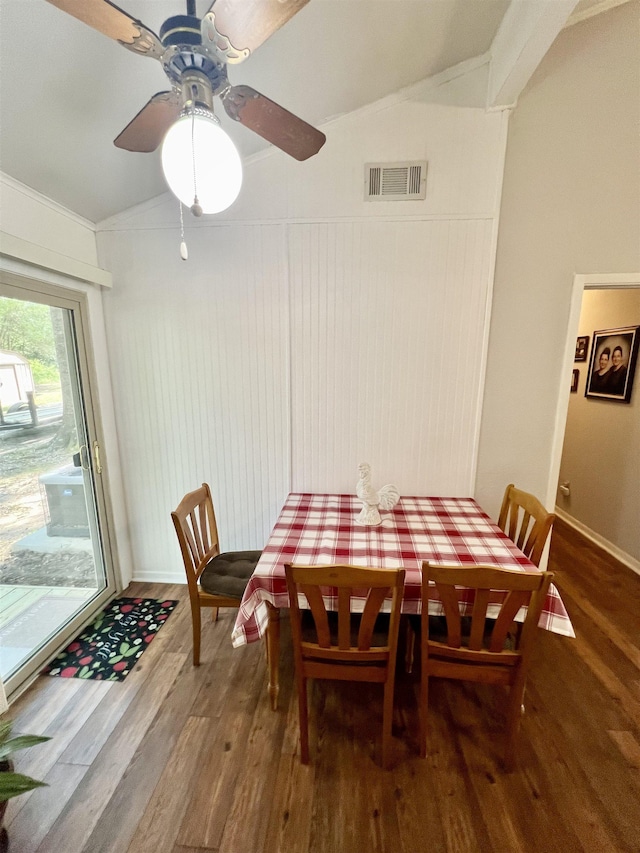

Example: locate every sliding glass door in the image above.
[0,275,117,698]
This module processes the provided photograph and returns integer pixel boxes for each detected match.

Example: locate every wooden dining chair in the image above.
[419,560,553,770]
[405,486,554,678]
[285,563,405,769]
[171,483,261,666]
[498,484,555,567]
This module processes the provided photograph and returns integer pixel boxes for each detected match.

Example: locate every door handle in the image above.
[93,440,103,475]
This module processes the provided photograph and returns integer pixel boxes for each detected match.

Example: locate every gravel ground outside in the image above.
[0,426,96,586]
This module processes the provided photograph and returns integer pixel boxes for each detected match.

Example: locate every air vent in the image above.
[364,161,427,201]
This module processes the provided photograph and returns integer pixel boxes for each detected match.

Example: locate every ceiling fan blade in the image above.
[114,92,181,153]
[204,0,310,60]
[221,85,325,161]
[45,0,163,58]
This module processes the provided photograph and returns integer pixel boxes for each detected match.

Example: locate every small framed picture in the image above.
[585,326,640,403]
[575,335,589,362]
[570,369,579,393]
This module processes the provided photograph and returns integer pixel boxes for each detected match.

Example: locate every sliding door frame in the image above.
[0,269,121,701]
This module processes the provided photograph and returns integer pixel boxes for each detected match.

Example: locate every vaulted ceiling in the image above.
[0,0,614,224]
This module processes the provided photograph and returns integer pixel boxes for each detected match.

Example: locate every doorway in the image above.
[547,273,640,572]
[0,276,117,698]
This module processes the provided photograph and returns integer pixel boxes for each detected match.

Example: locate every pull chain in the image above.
[179,201,188,261]
[190,106,202,217]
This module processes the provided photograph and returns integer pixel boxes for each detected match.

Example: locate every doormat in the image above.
[44,597,178,681]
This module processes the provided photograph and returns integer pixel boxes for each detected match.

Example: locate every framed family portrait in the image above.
[585,325,640,403]
[575,335,589,362]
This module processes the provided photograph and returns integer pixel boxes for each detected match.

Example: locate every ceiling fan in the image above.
[45,0,326,162]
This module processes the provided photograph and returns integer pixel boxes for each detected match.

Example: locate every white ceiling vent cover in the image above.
[364,161,427,201]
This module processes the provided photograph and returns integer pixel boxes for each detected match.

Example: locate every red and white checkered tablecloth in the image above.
[231,493,575,647]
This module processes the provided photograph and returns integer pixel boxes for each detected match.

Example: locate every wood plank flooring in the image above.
[4,518,640,852]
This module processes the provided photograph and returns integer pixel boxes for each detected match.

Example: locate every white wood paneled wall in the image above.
[102,225,291,581]
[99,79,507,583]
[103,215,495,581]
[288,219,494,495]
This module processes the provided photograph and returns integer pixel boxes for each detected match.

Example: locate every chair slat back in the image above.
[171,484,221,587]
[424,562,553,663]
[436,583,464,647]
[419,561,553,769]
[285,564,405,661]
[287,564,405,769]
[303,584,332,647]
[469,588,491,650]
[497,484,555,566]
[338,587,351,650]
[359,586,391,650]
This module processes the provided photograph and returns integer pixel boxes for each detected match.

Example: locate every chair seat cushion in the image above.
[200,550,261,598]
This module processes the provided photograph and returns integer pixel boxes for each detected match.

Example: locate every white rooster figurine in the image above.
[355,462,400,526]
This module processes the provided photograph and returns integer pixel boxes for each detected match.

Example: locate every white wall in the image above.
[97,65,508,582]
[475,2,640,527]
[0,175,99,267]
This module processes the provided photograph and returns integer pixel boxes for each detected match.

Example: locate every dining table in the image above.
[231,493,575,709]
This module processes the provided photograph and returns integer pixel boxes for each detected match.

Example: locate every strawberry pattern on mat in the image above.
[45,597,178,681]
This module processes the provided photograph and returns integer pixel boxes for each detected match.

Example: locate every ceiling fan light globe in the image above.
[161,114,242,214]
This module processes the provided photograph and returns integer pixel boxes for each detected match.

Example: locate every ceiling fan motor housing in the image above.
[160,14,228,96]
[160,14,201,47]
[179,70,215,112]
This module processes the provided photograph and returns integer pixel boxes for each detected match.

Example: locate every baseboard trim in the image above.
[131,571,185,584]
[554,507,640,577]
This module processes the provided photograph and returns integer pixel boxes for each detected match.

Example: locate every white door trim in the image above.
[546,272,640,510]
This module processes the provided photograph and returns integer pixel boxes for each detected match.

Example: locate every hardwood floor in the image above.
[5,518,640,852]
